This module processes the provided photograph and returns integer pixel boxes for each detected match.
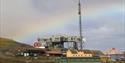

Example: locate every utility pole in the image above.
[78,0,83,50]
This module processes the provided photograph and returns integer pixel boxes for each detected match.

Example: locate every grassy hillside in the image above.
[0,38,18,47]
[0,38,56,63]
[0,37,33,55]
[0,37,32,48]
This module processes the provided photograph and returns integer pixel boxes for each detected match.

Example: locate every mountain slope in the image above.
[0,38,34,63]
[0,37,32,47]
[0,37,33,54]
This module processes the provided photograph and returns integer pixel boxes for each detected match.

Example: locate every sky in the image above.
[0,0,125,51]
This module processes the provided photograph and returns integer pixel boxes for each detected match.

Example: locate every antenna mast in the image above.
[78,0,83,50]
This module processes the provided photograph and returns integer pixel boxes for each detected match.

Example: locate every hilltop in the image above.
[0,37,33,55]
[0,37,34,63]
[0,37,33,50]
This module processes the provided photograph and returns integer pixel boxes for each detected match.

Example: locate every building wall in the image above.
[66,50,93,58]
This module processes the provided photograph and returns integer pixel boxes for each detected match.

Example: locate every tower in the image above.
[78,0,83,50]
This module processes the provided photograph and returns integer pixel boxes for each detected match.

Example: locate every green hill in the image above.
[0,37,32,48]
[0,38,20,47]
[0,38,34,63]
[0,37,33,55]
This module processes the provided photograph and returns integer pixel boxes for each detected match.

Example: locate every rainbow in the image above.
[15,5,123,43]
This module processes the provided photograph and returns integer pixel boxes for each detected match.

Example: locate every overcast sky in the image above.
[0,0,125,51]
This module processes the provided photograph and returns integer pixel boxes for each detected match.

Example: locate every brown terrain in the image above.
[0,38,36,63]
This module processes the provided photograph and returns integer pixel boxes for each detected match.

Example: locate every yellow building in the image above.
[66,50,93,57]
